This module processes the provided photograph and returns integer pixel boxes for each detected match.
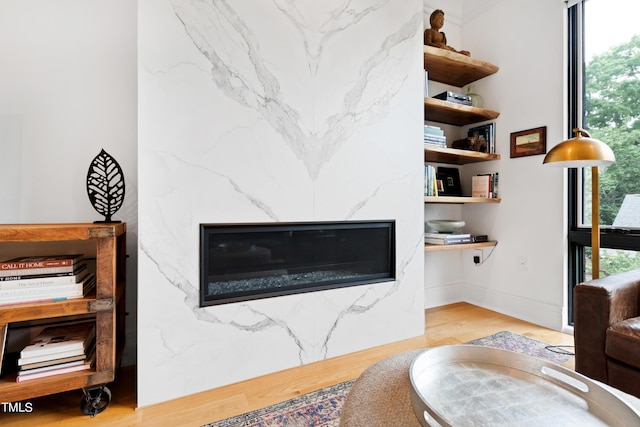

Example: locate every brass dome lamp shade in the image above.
[543,128,616,279]
[543,128,616,167]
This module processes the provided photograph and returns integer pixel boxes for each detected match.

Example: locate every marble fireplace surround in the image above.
[138,0,424,406]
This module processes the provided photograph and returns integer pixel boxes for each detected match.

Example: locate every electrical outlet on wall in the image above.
[517,256,528,272]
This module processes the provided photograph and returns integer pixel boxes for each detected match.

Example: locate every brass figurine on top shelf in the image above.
[424,9,470,57]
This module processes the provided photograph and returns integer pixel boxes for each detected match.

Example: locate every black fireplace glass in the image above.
[200,220,395,306]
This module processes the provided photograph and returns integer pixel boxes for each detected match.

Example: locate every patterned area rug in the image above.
[466,330,574,365]
[204,330,574,427]
[205,380,355,427]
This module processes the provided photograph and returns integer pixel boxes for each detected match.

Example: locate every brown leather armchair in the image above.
[574,268,640,398]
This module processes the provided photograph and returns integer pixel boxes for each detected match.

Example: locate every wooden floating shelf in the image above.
[424,241,498,252]
[424,146,500,165]
[424,196,501,204]
[424,97,500,126]
[423,45,498,87]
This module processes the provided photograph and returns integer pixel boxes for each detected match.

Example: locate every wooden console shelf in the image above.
[424,240,497,252]
[0,223,126,411]
[423,45,498,87]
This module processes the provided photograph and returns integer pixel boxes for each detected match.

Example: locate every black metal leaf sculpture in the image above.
[86,149,125,223]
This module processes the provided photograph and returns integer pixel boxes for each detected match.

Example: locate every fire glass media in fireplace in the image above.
[200,220,395,306]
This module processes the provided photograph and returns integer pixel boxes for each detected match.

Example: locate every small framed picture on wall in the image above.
[510,126,547,158]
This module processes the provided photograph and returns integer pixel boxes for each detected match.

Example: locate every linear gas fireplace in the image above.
[200,220,395,306]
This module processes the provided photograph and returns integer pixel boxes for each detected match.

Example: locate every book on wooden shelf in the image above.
[0,274,95,306]
[19,349,90,374]
[424,233,473,245]
[489,172,499,198]
[424,134,446,146]
[17,344,91,367]
[0,254,84,271]
[18,322,95,363]
[19,352,88,371]
[424,233,471,239]
[472,173,499,198]
[424,124,444,136]
[0,260,87,278]
[425,237,473,245]
[17,349,95,383]
[472,175,491,198]
[0,274,94,299]
[424,165,439,197]
[424,140,447,148]
[0,265,89,288]
[0,264,88,281]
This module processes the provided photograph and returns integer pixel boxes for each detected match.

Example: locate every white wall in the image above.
[423,0,567,330]
[0,0,138,365]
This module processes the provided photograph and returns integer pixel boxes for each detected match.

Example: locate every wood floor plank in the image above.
[0,303,575,426]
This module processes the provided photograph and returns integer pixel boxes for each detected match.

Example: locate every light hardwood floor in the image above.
[1,303,575,426]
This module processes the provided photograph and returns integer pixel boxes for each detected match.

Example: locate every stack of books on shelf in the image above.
[472,173,500,198]
[0,254,95,305]
[424,125,446,148]
[424,232,472,246]
[424,165,439,197]
[16,321,96,382]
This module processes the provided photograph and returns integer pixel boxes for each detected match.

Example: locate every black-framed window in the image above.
[567,0,640,324]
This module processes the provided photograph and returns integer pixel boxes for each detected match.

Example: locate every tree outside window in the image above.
[579,1,640,279]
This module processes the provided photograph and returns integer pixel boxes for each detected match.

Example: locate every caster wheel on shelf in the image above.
[80,385,112,417]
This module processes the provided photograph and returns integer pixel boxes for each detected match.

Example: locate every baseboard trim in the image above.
[425,282,565,331]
